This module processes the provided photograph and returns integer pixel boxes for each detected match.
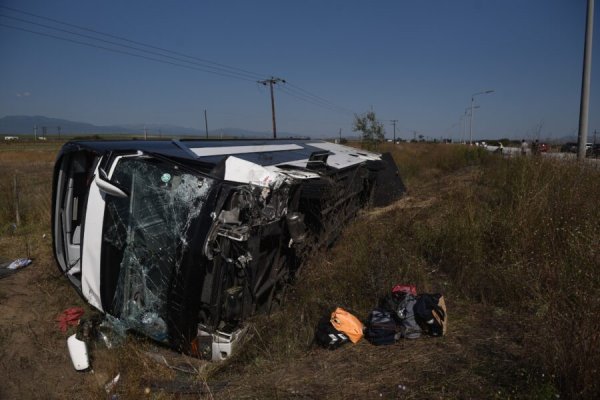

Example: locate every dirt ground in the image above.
[0,244,553,400]
[0,250,92,399]
[0,143,98,399]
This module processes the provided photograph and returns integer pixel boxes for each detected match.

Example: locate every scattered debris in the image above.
[364,309,398,345]
[391,284,417,296]
[414,293,447,336]
[104,373,121,394]
[67,334,89,371]
[314,313,349,349]
[95,315,127,349]
[316,285,448,349]
[140,378,227,395]
[0,258,32,279]
[56,307,85,333]
[6,258,32,270]
[330,308,364,343]
[142,348,206,375]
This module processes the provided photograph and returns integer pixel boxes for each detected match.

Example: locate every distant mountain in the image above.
[0,115,130,135]
[0,115,302,138]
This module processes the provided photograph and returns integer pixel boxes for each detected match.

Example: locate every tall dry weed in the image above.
[419,155,600,398]
[383,142,488,184]
[223,144,487,370]
[0,148,55,265]
[230,146,598,398]
[0,151,54,233]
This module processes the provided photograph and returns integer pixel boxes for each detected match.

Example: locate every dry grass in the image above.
[1,141,596,399]
[0,142,59,237]
[212,302,556,399]
[212,144,597,399]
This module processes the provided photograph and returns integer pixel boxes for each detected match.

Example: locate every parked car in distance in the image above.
[484,140,504,154]
[589,144,600,158]
[561,142,577,153]
[561,142,592,153]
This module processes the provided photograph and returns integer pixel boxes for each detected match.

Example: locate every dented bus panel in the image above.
[51,139,405,360]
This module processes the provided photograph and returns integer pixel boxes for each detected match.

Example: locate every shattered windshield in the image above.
[101,156,212,341]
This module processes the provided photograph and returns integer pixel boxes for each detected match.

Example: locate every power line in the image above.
[0,22,257,82]
[0,13,260,80]
[0,13,261,81]
[285,82,355,114]
[1,17,356,116]
[278,86,339,111]
[0,4,264,80]
[285,87,356,115]
[0,6,359,121]
[277,85,355,116]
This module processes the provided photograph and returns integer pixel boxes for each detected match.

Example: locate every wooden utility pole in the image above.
[258,77,285,138]
[390,120,398,143]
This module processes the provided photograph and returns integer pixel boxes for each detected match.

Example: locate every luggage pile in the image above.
[315,284,447,348]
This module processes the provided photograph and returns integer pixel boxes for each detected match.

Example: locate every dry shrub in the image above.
[220,144,491,377]
[226,148,598,398]
[299,206,431,310]
[382,142,488,185]
[218,205,433,372]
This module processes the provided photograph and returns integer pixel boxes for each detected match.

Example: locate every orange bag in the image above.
[330,307,364,343]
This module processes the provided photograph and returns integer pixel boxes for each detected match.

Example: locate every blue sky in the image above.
[0,0,598,140]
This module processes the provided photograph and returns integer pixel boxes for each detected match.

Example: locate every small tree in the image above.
[353,110,385,146]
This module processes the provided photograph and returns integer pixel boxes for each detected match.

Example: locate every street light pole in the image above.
[463,108,470,144]
[460,114,467,143]
[463,106,478,144]
[469,90,494,145]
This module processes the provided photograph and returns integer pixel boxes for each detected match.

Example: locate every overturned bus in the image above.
[52,139,404,360]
